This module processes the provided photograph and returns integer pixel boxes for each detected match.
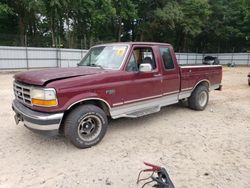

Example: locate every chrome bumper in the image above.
[12,99,64,135]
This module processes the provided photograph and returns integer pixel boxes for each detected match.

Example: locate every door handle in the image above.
[154,74,161,77]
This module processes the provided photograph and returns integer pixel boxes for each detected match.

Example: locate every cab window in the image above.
[126,53,138,72]
[160,47,174,70]
[126,47,156,72]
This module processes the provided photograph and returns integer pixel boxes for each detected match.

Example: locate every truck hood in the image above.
[14,67,105,86]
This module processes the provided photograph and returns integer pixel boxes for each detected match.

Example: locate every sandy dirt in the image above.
[0,67,249,188]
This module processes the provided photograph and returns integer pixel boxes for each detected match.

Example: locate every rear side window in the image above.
[160,47,174,70]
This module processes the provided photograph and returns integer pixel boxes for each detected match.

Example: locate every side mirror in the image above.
[139,63,152,72]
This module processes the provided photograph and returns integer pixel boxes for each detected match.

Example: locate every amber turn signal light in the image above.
[31,98,57,107]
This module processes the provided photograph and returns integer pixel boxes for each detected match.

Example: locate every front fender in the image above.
[62,92,111,111]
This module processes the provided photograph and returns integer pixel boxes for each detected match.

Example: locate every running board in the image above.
[125,106,161,118]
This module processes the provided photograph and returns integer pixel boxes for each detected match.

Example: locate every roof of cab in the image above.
[94,42,171,47]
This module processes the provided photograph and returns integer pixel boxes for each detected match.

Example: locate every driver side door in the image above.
[120,46,163,104]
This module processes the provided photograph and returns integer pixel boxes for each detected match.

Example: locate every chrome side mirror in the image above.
[139,63,152,72]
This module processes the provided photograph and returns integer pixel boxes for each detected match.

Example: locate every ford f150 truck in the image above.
[12,42,222,148]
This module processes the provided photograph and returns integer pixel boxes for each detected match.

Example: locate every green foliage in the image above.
[155,1,183,30]
[0,0,249,52]
[180,0,210,36]
[0,3,13,15]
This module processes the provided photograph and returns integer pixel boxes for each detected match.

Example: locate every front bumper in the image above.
[12,99,64,136]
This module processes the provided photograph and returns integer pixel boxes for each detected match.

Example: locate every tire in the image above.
[64,104,108,149]
[188,85,209,111]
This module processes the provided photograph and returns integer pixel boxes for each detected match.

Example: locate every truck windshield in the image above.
[78,45,128,69]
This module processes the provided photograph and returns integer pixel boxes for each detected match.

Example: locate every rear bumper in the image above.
[210,83,222,91]
[215,84,222,91]
[12,99,64,136]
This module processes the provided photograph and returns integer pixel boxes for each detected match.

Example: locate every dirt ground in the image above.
[0,67,249,188]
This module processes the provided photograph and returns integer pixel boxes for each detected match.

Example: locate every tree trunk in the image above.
[140,32,144,41]
[29,21,33,46]
[18,16,25,46]
[84,34,87,49]
[33,21,37,46]
[59,18,64,47]
[182,33,187,52]
[67,16,70,48]
[117,17,122,42]
[175,28,181,52]
[50,16,56,47]
[89,34,93,48]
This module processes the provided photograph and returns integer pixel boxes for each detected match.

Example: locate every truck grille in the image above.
[13,82,32,105]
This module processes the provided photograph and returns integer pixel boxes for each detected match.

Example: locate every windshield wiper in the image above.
[90,63,104,69]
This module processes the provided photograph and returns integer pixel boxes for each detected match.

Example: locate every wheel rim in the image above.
[77,115,102,142]
[199,91,208,107]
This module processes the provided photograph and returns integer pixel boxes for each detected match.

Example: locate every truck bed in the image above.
[179,65,222,97]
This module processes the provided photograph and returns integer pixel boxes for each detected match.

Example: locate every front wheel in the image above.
[188,85,209,111]
[64,104,108,149]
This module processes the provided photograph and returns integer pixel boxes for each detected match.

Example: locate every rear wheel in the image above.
[64,104,108,149]
[188,85,209,111]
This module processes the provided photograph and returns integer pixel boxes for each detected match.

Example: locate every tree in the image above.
[0,0,250,52]
[112,0,137,41]
[2,0,45,46]
[0,2,19,46]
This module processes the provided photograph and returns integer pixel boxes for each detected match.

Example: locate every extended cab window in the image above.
[126,47,156,72]
[160,47,174,70]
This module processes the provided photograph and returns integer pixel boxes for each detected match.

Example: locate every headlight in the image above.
[30,88,57,107]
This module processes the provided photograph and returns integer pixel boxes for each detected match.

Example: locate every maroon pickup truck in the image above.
[12,42,222,148]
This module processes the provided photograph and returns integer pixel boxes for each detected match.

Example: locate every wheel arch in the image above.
[59,98,111,133]
[192,79,210,92]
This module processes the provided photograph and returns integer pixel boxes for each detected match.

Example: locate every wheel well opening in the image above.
[59,99,110,134]
[196,81,209,90]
